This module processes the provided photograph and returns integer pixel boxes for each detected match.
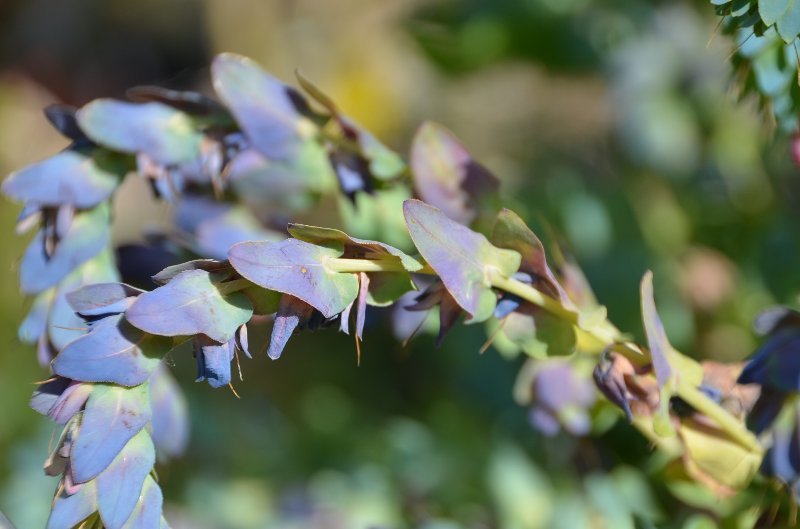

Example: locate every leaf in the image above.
[43,104,88,142]
[640,271,673,388]
[67,283,143,317]
[30,377,71,416]
[760,0,791,25]
[71,383,151,483]
[46,480,97,529]
[501,305,577,359]
[126,269,253,343]
[403,199,520,322]
[53,315,172,386]
[2,148,122,208]
[77,99,203,165]
[47,381,93,425]
[679,418,761,493]
[227,141,337,210]
[152,260,232,285]
[267,294,315,359]
[212,53,306,160]
[119,476,163,529]
[18,289,54,344]
[20,204,111,294]
[229,238,359,318]
[491,209,572,305]
[287,223,423,271]
[410,121,498,225]
[241,285,282,315]
[97,430,156,529]
[776,0,800,41]
[173,196,283,260]
[127,86,227,117]
[149,365,189,458]
[294,70,405,180]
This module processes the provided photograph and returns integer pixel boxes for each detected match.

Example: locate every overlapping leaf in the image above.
[46,480,97,529]
[77,99,203,165]
[410,122,498,225]
[295,70,405,180]
[126,269,252,343]
[228,238,359,318]
[71,384,151,483]
[2,148,123,208]
[20,204,111,294]
[119,476,163,529]
[53,315,172,386]
[96,430,155,529]
[212,53,307,160]
[403,199,520,322]
[67,282,143,318]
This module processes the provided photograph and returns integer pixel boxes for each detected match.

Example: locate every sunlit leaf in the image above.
[126,269,253,343]
[212,53,307,160]
[295,70,405,180]
[2,148,123,208]
[410,122,498,225]
[491,209,572,305]
[46,480,97,529]
[71,383,151,483]
[152,260,232,285]
[77,99,203,165]
[229,238,358,318]
[53,315,172,386]
[119,476,163,529]
[20,204,110,294]
[97,430,156,529]
[403,199,520,322]
[66,283,143,318]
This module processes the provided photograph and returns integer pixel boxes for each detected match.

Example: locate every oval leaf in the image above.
[2,149,122,208]
[410,122,498,225]
[97,430,156,529]
[212,53,305,160]
[403,199,520,322]
[53,315,172,386]
[20,204,110,294]
[46,481,97,529]
[126,269,253,343]
[120,476,163,529]
[77,99,203,165]
[228,238,358,318]
[71,383,151,483]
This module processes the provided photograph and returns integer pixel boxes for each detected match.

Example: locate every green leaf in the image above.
[125,270,253,343]
[403,199,520,322]
[77,99,203,165]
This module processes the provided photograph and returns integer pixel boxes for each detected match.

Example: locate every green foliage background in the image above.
[1,0,799,527]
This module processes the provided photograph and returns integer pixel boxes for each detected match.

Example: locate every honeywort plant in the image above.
[1,51,796,527]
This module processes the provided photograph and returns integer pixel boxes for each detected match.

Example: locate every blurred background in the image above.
[1,0,799,527]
